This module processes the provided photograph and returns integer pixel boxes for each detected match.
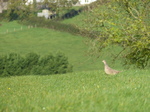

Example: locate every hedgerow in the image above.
[20,17,99,38]
[0,52,73,77]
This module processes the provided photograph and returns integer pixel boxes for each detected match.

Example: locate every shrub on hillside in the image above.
[0,11,7,21]
[0,53,25,76]
[0,53,73,77]
[32,53,73,75]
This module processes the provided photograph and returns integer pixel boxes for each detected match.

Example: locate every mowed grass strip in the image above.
[0,70,150,112]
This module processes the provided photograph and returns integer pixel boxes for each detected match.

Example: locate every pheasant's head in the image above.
[102,60,106,64]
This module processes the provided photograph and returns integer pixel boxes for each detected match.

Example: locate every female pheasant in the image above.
[102,60,122,75]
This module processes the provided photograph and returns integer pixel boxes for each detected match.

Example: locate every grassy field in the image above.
[0,18,149,112]
[0,70,150,112]
[0,21,123,72]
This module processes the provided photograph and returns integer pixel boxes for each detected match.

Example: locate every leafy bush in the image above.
[0,10,8,21]
[83,0,150,68]
[0,53,73,77]
[32,53,73,75]
[0,53,24,76]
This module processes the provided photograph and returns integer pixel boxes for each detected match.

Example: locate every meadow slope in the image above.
[0,21,123,72]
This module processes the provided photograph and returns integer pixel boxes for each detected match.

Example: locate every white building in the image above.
[0,0,97,13]
[26,0,97,5]
[79,0,96,5]
[25,0,42,5]
[0,1,8,13]
[37,9,55,19]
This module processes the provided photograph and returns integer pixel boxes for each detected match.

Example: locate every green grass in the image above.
[0,21,87,71]
[61,11,87,27]
[0,2,149,111]
[0,70,150,112]
[0,21,28,34]
[0,21,124,72]
[0,11,149,112]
